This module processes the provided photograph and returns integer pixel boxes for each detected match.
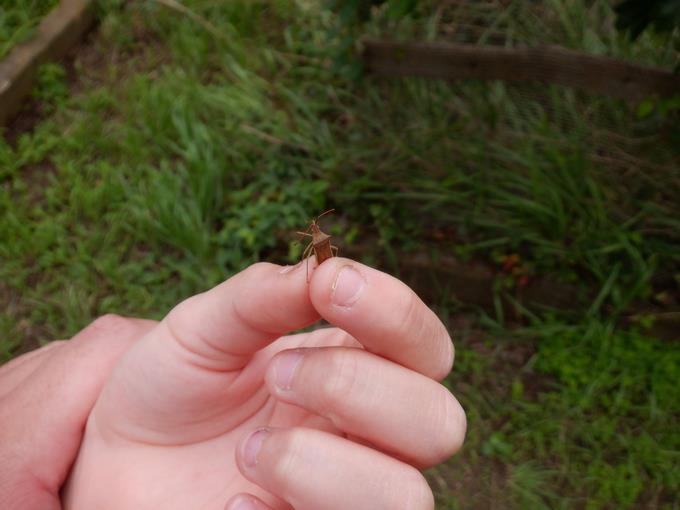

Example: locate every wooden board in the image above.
[0,0,95,127]
[363,40,680,100]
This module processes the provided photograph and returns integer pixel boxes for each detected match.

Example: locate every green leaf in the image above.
[636,97,656,118]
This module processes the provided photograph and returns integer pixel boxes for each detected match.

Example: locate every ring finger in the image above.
[235,427,434,510]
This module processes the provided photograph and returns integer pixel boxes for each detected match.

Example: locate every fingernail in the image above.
[242,428,269,468]
[332,265,365,307]
[274,350,304,390]
[227,495,258,510]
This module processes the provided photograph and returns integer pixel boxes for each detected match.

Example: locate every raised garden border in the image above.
[363,40,680,101]
[0,0,95,126]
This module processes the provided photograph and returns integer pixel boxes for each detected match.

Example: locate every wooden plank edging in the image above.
[363,40,680,100]
[0,0,95,127]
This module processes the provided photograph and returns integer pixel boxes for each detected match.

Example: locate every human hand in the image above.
[63,259,466,510]
[0,315,156,510]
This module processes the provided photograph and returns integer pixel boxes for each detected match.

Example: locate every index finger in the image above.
[309,258,454,380]
[89,263,321,440]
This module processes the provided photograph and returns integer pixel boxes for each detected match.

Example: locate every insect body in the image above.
[297,209,339,280]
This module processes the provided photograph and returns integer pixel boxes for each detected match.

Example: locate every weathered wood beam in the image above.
[0,0,95,127]
[363,40,680,100]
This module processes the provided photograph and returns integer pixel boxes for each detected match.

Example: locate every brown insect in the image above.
[297,209,339,280]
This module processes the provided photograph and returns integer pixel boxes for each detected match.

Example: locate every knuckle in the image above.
[167,295,200,332]
[431,328,455,381]
[164,295,220,357]
[317,350,361,415]
[328,328,359,348]
[270,428,306,484]
[395,292,453,380]
[395,292,424,343]
[396,468,434,510]
[88,313,133,336]
[243,262,277,279]
[427,390,467,464]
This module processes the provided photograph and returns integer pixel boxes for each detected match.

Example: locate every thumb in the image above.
[0,315,154,509]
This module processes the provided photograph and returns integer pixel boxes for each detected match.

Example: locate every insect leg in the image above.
[300,241,313,261]
[331,245,339,257]
[305,245,319,282]
[300,242,314,282]
[306,252,310,282]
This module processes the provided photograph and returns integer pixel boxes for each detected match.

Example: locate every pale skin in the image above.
[0,258,466,510]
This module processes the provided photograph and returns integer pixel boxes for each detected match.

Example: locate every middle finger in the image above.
[264,346,466,467]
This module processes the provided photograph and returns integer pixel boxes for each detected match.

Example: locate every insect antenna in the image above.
[315,208,335,222]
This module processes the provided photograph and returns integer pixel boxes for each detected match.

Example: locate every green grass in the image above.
[1,0,678,507]
[0,0,59,59]
[431,317,679,508]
